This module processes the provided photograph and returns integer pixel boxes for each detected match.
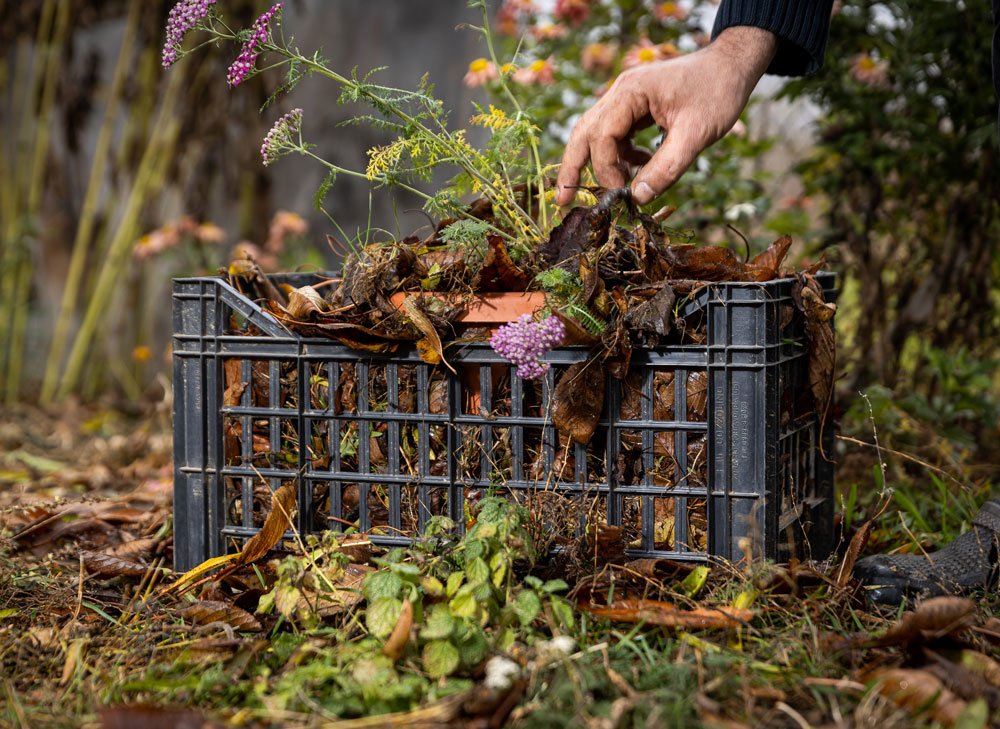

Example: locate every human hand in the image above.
[555,26,778,206]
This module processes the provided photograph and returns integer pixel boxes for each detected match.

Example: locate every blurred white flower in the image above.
[484,656,521,690]
[541,635,577,655]
[724,202,756,221]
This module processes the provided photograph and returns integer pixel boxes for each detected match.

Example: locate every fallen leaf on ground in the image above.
[82,551,150,578]
[873,596,977,647]
[865,668,967,726]
[581,599,752,630]
[178,600,263,632]
[383,599,413,661]
[236,481,297,566]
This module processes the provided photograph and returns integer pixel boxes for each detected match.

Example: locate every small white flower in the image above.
[538,635,577,656]
[484,655,520,691]
[724,202,756,222]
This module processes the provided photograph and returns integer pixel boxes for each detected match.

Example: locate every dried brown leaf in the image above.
[540,204,612,270]
[178,600,263,632]
[794,274,837,433]
[475,236,531,291]
[582,599,752,630]
[403,295,455,373]
[866,668,967,726]
[237,481,296,566]
[553,361,605,445]
[284,285,329,319]
[100,705,222,729]
[383,599,413,662]
[82,551,149,577]
[875,596,977,647]
[746,235,793,281]
[624,285,675,339]
[664,245,747,282]
[106,537,159,562]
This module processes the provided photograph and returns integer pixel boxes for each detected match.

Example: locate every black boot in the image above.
[853,499,1000,605]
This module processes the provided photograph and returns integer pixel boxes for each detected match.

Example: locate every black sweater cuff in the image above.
[712,0,834,77]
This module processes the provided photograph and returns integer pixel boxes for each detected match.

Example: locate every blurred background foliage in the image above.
[0,0,997,490]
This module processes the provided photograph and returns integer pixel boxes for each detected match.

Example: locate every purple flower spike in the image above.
[261,108,303,166]
[490,315,566,381]
[227,2,284,87]
[162,0,216,68]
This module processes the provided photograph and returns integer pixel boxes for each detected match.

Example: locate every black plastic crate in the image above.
[172,272,835,571]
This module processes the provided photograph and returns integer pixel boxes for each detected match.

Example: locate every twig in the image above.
[835,434,967,488]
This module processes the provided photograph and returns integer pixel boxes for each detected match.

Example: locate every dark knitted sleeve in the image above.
[712,0,834,77]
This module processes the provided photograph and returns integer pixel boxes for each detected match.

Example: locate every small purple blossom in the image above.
[162,0,216,68]
[490,315,566,380]
[227,3,284,87]
[261,108,303,166]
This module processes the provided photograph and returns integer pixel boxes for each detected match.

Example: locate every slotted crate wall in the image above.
[172,273,835,571]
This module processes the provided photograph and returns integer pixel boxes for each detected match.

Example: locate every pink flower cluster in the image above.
[162,0,216,68]
[260,108,302,166]
[227,3,283,88]
[490,315,566,380]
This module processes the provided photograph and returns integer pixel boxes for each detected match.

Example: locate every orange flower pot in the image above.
[389,291,549,412]
[388,290,547,323]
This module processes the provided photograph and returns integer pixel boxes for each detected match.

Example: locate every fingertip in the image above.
[555,185,576,206]
[631,180,657,205]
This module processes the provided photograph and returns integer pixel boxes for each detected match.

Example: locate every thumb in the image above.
[630,128,702,204]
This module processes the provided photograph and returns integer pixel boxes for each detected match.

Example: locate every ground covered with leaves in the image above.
[1,403,999,729]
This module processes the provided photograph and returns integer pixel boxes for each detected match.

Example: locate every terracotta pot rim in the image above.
[389,290,547,324]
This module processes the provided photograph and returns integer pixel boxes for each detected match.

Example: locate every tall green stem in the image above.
[57,64,187,400]
[40,1,140,404]
[0,0,56,401]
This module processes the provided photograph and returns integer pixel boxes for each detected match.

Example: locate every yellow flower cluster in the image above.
[470,105,516,131]
[365,140,406,180]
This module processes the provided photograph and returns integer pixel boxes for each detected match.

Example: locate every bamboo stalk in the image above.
[0,0,57,398]
[40,1,141,404]
[0,42,36,393]
[5,0,72,404]
[57,65,187,400]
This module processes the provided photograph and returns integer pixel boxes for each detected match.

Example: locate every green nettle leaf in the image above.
[421,604,457,641]
[550,597,575,630]
[455,625,489,668]
[274,584,302,618]
[364,570,404,601]
[471,581,493,603]
[390,562,422,583]
[472,521,497,540]
[466,557,490,587]
[449,585,478,619]
[446,572,465,598]
[465,539,487,561]
[512,589,542,626]
[423,639,461,679]
[542,579,569,594]
[366,597,404,639]
[491,559,508,589]
[420,575,445,597]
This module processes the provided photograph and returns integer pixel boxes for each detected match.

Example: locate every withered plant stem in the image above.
[41,1,141,404]
[57,63,187,399]
[5,0,71,404]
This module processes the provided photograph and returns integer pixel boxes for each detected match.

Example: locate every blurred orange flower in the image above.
[622,39,679,69]
[554,0,590,26]
[531,23,568,40]
[653,2,687,21]
[850,53,889,87]
[132,345,152,363]
[513,58,555,86]
[464,57,499,87]
[581,42,617,74]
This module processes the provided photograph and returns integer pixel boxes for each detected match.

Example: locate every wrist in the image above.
[710,26,778,87]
